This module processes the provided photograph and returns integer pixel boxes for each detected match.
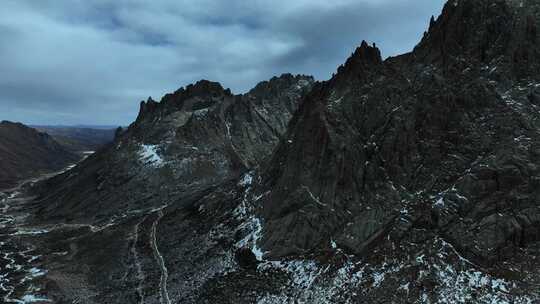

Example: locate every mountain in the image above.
[0,121,80,190]
[33,126,117,152]
[31,74,313,223]
[4,0,540,303]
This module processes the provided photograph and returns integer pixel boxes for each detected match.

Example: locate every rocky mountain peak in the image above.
[38,72,315,221]
[181,79,232,99]
[354,40,383,63]
[164,79,232,108]
[248,73,314,99]
[331,40,384,87]
[135,80,232,125]
[136,97,159,121]
[338,40,382,73]
[414,0,540,77]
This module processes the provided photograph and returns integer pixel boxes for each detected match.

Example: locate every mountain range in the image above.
[2,0,540,303]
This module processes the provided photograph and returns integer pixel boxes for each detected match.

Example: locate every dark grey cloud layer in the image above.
[0,0,446,125]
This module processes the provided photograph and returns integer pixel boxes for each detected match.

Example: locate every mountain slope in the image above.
[0,121,80,189]
[9,1,540,303]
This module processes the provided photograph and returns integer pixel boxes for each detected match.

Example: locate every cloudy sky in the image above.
[1,0,446,126]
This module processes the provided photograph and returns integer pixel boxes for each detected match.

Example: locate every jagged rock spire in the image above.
[334,40,383,81]
[346,40,382,67]
[429,15,436,28]
[136,96,158,121]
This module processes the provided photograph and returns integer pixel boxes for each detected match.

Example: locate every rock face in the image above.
[0,121,79,189]
[9,1,540,303]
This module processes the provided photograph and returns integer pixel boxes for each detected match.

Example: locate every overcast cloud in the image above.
[0,0,446,126]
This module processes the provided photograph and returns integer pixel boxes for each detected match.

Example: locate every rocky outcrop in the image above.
[0,121,79,189]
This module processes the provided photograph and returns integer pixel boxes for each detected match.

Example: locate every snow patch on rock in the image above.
[139,144,165,168]
[238,173,253,187]
[434,197,445,208]
[234,172,266,261]
[236,217,264,261]
[193,108,209,119]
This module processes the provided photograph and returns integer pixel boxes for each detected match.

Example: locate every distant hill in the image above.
[38,124,120,130]
[0,121,80,189]
[33,126,118,152]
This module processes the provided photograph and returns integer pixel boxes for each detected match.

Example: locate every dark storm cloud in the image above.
[0,0,446,125]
